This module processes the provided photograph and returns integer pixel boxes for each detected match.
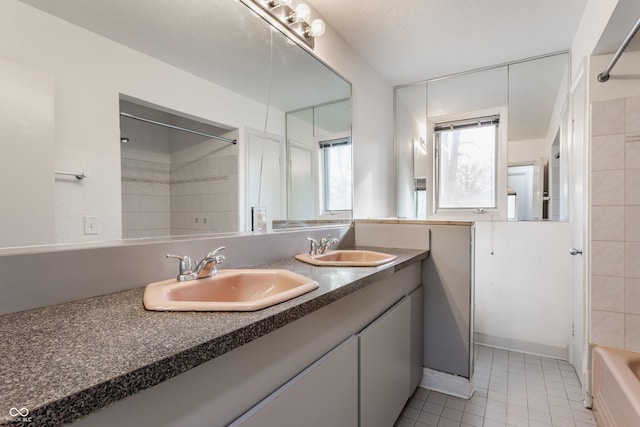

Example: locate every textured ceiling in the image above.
[307,0,588,85]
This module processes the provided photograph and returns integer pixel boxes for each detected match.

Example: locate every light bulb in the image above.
[308,19,325,37]
[295,3,311,22]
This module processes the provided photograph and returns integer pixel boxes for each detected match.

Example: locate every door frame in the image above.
[567,64,590,402]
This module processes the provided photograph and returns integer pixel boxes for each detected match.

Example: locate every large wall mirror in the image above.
[0,0,352,250]
[394,52,569,221]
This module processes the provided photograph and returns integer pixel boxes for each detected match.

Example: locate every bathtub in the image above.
[593,345,640,427]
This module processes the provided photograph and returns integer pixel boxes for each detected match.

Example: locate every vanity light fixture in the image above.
[266,0,292,7]
[306,19,326,37]
[249,0,325,48]
[289,4,311,23]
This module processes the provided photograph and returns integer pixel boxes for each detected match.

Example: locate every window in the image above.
[320,137,352,212]
[435,115,499,210]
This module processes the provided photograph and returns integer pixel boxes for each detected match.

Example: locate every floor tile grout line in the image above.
[395,344,597,427]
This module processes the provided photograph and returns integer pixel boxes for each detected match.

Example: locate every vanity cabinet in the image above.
[230,336,358,427]
[70,263,423,427]
[232,288,422,427]
[359,296,411,427]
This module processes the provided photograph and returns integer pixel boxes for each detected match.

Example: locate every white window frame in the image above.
[317,133,352,217]
[427,107,508,220]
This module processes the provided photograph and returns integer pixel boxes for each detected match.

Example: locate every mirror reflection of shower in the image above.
[119,98,239,239]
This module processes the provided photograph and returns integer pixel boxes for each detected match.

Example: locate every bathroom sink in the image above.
[295,250,397,267]
[143,269,319,311]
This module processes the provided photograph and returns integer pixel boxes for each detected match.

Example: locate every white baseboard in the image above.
[420,368,474,399]
[474,332,569,360]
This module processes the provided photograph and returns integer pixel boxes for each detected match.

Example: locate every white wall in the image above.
[509,138,548,165]
[0,0,285,245]
[590,51,640,102]
[571,0,619,82]
[0,57,55,247]
[474,221,572,358]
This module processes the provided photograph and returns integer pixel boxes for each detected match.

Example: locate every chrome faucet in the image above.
[167,246,226,282]
[319,235,339,254]
[306,235,339,256]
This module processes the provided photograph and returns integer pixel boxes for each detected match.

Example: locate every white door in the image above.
[288,142,315,219]
[569,74,586,391]
[246,129,285,232]
[506,162,544,220]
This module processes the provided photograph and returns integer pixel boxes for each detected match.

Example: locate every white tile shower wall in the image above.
[590,94,640,352]
[121,157,171,238]
[122,153,238,237]
[170,154,238,234]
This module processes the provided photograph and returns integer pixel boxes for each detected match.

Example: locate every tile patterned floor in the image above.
[395,345,598,427]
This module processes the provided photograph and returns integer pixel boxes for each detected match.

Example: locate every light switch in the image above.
[84,216,99,235]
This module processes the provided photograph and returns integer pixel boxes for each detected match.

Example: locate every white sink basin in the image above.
[143,269,318,311]
[295,250,397,267]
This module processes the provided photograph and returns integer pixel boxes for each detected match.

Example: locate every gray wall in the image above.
[0,226,354,315]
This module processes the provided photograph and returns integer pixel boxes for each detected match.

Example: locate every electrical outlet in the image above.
[84,216,99,235]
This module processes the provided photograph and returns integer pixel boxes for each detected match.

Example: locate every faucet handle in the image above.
[207,246,225,256]
[306,237,319,255]
[321,234,339,245]
[166,254,196,281]
[206,246,226,263]
[166,254,192,273]
[318,234,339,254]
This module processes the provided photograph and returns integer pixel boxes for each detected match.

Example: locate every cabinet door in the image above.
[359,297,411,427]
[230,335,358,427]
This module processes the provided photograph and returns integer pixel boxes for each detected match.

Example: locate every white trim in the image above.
[315,130,352,216]
[474,332,569,360]
[420,368,474,399]
[427,106,509,221]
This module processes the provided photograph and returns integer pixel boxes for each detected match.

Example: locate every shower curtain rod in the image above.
[120,112,237,145]
[597,17,640,82]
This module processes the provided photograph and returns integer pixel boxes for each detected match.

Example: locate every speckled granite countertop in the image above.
[0,247,427,426]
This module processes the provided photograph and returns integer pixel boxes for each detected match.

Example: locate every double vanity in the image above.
[143,247,397,312]
[0,244,427,426]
